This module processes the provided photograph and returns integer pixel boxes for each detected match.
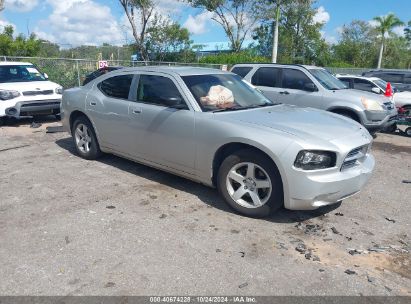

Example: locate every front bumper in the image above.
[362,108,398,132]
[5,99,61,118]
[286,154,375,210]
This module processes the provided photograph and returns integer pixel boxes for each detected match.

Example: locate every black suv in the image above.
[362,69,411,92]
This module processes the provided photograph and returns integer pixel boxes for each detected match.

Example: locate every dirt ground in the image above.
[0,117,410,296]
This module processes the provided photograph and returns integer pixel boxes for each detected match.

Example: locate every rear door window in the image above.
[282,69,314,90]
[251,67,280,87]
[353,78,375,92]
[98,74,133,100]
[377,73,404,83]
[231,66,253,78]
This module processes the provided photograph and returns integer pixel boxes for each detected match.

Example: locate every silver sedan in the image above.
[61,67,375,217]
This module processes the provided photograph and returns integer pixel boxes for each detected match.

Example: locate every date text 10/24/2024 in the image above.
[150,297,257,303]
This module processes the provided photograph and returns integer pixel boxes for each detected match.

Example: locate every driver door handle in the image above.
[280,91,290,95]
[90,101,97,106]
[132,109,142,114]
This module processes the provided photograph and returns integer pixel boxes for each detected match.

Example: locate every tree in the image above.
[373,13,404,68]
[119,0,155,61]
[186,0,260,52]
[253,0,328,65]
[0,26,41,56]
[332,20,377,67]
[145,16,191,61]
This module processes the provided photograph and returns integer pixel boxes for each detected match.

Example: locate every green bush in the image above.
[199,51,270,65]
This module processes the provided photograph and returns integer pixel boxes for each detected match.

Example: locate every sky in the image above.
[0,0,410,48]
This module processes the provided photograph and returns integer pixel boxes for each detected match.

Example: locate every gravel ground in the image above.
[0,118,410,296]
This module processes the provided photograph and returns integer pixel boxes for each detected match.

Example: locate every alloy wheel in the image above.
[226,162,272,208]
[74,123,92,153]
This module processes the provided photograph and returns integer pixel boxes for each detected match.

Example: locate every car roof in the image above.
[119,66,228,76]
[231,63,326,71]
[336,74,382,81]
[0,61,33,66]
[364,69,411,74]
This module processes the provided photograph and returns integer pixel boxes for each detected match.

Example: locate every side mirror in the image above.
[371,87,382,94]
[164,96,188,110]
[43,73,49,79]
[304,83,317,92]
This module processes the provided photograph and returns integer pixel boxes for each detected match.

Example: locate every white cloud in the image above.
[320,30,337,45]
[35,0,124,46]
[313,6,330,24]
[0,18,16,31]
[368,19,379,28]
[183,10,214,35]
[393,26,405,36]
[4,0,38,12]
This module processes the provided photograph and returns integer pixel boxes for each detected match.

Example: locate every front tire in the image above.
[217,149,283,218]
[72,116,102,160]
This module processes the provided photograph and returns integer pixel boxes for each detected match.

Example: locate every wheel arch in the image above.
[69,110,102,146]
[328,107,362,123]
[211,142,285,195]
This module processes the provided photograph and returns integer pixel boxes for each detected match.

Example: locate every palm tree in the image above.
[271,0,281,63]
[373,13,404,68]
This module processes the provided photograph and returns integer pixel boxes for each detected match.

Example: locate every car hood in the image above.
[0,81,61,92]
[394,91,411,100]
[332,89,389,104]
[215,104,363,141]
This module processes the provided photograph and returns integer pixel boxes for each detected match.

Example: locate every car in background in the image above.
[362,69,411,92]
[83,66,123,86]
[62,66,375,218]
[0,61,63,125]
[336,74,411,111]
[231,63,397,133]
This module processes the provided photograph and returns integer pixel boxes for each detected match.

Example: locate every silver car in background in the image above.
[231,64,397,133]
[61,67,375,218]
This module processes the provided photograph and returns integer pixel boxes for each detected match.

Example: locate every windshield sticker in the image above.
[26,67,40,74]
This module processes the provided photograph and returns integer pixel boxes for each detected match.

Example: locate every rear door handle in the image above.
[280,91,290,95]
[90,102,97,106]
[132,109,142,114]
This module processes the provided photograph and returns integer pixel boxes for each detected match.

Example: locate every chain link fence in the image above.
[0,56,223,88]
[2,56,409,89]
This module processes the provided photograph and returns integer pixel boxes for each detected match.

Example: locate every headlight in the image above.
[55,87,63,94]
[361,97,383,111]
[294,150,336,170]
[0,89,20,100]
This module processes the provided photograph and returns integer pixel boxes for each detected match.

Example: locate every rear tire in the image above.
[405,127,411,137]
[72,116,102,160]
[217,149,283,218]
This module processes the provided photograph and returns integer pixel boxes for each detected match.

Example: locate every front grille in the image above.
[23,90,53,96]
[341,145,368,171]
[21,101,60,108]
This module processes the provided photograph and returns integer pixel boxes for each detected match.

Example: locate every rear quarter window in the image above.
[98,74,133,100]
[231,66,253,78]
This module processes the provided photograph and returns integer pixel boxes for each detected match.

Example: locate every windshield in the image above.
[0,65,46,83]
[309,69,347,90]
[182,74,275,112]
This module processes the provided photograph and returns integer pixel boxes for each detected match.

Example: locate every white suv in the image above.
[0,62,63,125]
